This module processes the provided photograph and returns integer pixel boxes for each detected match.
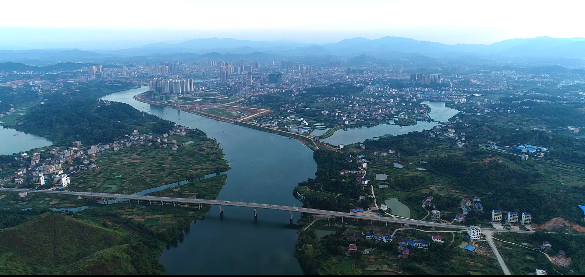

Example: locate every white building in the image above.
[536,269,547,275]
[468,226,482,240]
[33,174,45,185]
[54,174,70,188]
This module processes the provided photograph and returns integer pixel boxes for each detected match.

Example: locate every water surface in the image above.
[0,125,52,155]
[384,198,411,218]
[102,86,316,275]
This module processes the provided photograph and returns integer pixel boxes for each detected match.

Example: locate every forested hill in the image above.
[9,98,175,146]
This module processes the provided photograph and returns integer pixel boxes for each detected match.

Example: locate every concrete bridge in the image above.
[0,188,532,234]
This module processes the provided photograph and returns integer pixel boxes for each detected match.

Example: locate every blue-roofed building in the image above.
[404,240,429,249]
[492,210,502,222]
[507,212,519,224]
[365,232,374,239]
[464,245,475,252]
[521,212,532,225]
[514,145,548,154]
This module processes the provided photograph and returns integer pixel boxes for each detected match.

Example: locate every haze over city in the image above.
[1,0,584,49]
[2,0,585,276]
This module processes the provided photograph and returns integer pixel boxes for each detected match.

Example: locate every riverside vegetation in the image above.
[0,81,230,274]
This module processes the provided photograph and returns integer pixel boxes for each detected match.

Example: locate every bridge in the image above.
[0,188,532,234]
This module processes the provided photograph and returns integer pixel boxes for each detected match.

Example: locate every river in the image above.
[0,125,53,156]
[0,86,460,274]
[322,101,460,146]
[101,86,315,275]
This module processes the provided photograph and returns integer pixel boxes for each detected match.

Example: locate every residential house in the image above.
[53,174,70,188]
[521,212,532,225]
[33,174,45,185]
[506,212,519,224]
[468,226,482,240]
[454,214,466,223]
[403,240,429,249]
[492,210,503,222]
[432,236,443,243]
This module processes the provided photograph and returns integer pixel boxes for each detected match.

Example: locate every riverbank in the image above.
[133,92,341,153]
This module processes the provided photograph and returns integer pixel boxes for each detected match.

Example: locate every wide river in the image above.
[102,87,315,275]
[0,86,460,274]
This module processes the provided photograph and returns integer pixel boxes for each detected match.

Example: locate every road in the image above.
[0,188,538,235]
[484,230,512,275]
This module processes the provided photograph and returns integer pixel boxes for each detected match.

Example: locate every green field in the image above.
[71,133,229,194]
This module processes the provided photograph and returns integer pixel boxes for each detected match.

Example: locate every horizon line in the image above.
[2,34,585,52]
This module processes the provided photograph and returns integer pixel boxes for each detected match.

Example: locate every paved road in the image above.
[484,230,512,275]
[0,188,537,235]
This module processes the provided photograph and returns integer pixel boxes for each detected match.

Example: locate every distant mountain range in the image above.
[115,36,585,59]
[1,36,585,65]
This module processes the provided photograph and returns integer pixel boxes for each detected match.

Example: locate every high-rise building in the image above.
[169,62,181,74]
[97,65,102,73]
[243,65,252,73]
[298,77,308,86]
[87,66,97,74]
[219,70,230,82]
[156,65,169,74]
[149,78,195,94]
[246,74,253,86]
[234,65,242,75]
[410,73,441,84]
[268,73,283,84]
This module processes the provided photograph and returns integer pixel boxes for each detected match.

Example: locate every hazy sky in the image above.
[1,0,584,49]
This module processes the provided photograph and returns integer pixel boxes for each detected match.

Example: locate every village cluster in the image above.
[0,125,201,193]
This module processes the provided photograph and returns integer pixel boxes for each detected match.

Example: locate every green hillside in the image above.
[0,212,154,274]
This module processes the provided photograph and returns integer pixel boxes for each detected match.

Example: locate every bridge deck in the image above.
[0,188,533,233]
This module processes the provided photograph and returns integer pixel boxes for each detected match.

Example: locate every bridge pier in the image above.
[137,200,139,204]
[254,208,258,218]
[149,200,152,205]
[199,204,202,210]
[220,205,223,215]
[161,201,164,206]
[173,202,176,207]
